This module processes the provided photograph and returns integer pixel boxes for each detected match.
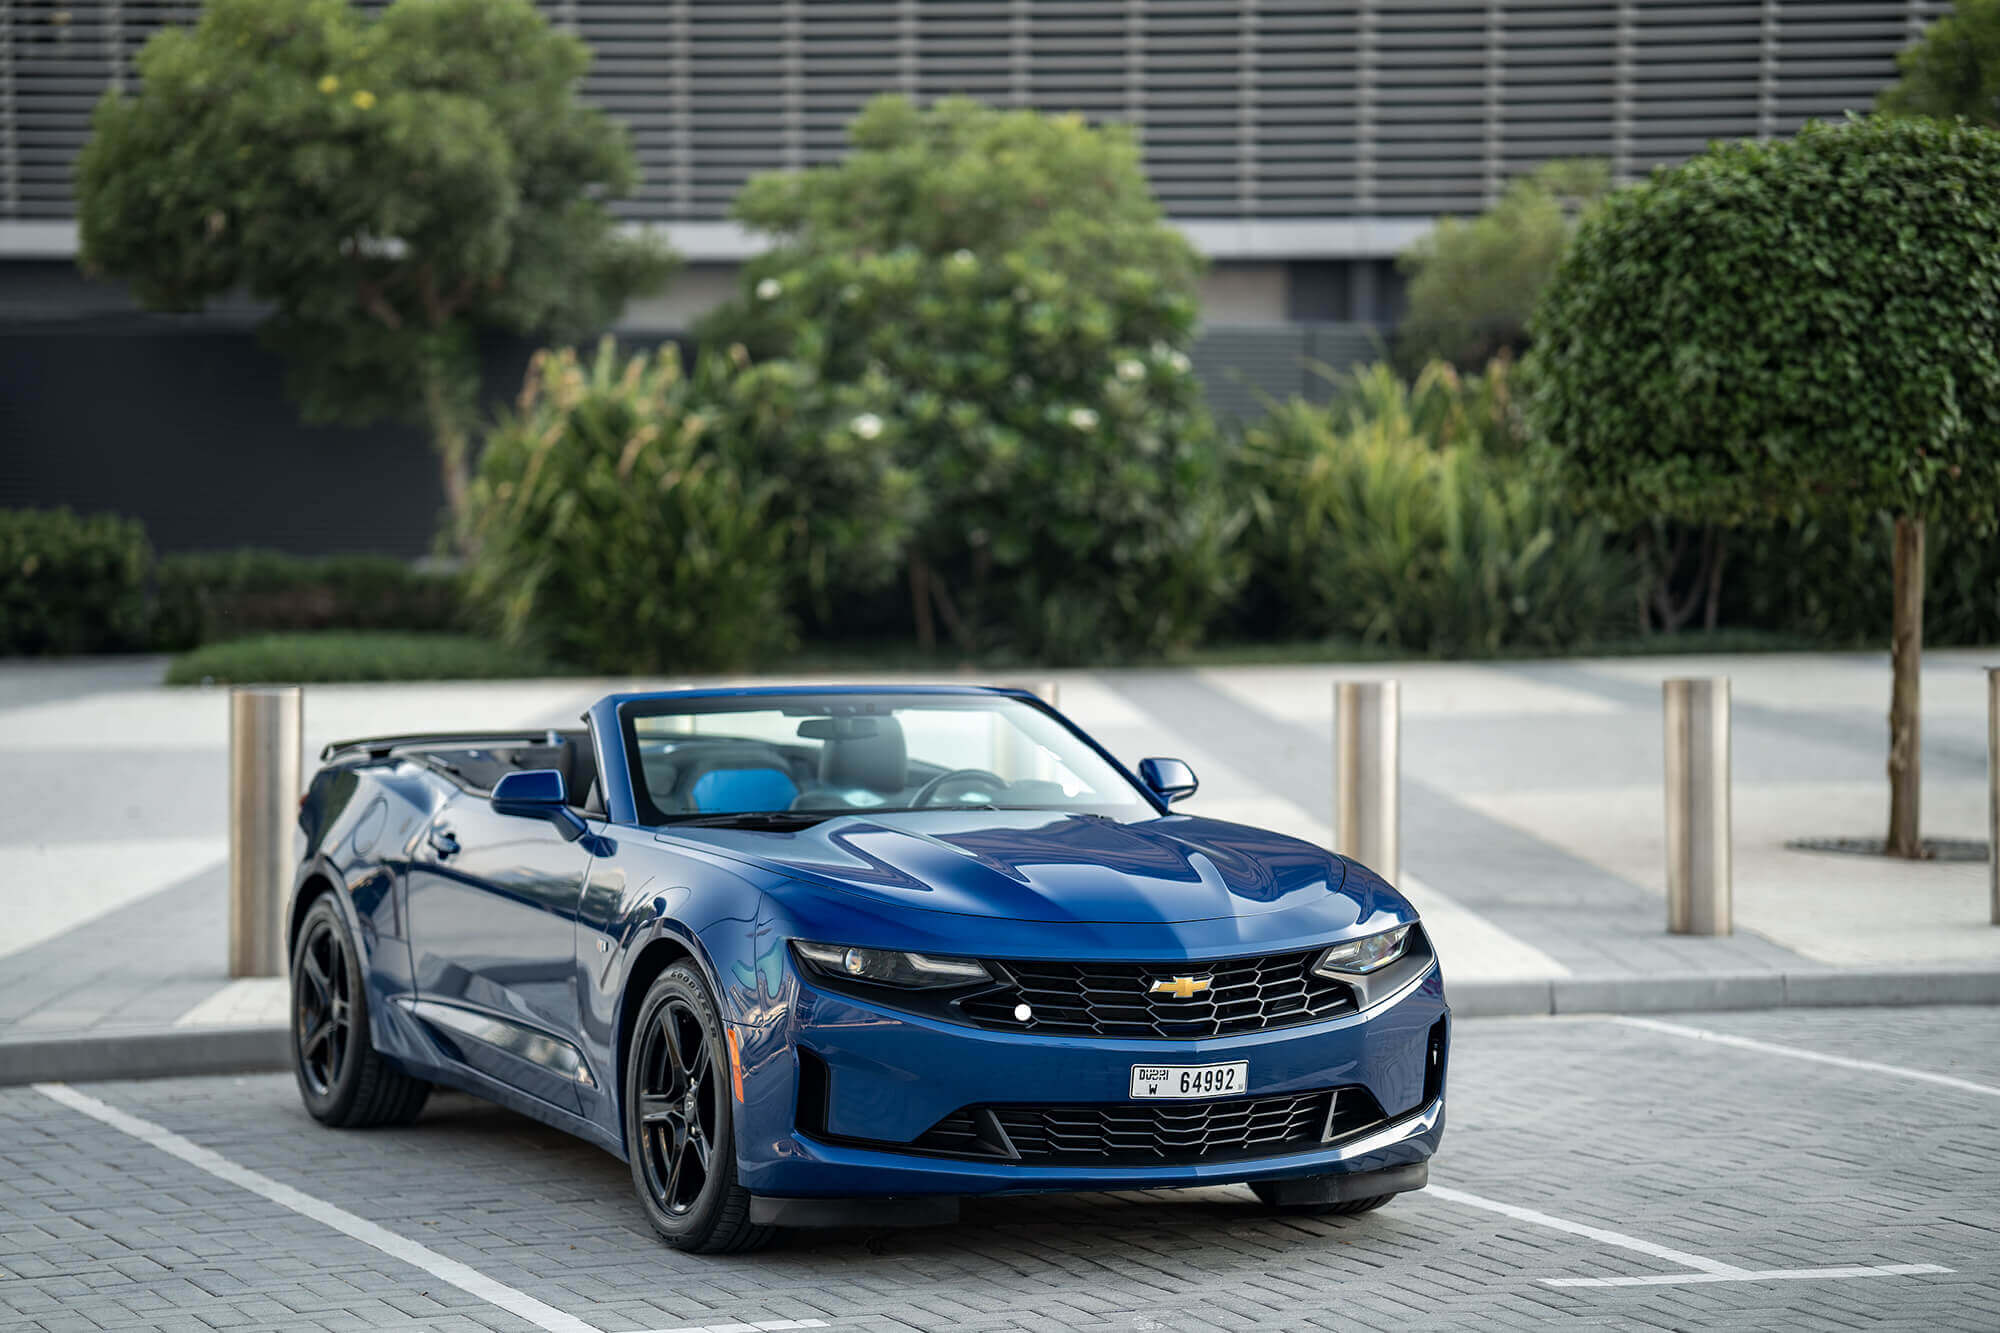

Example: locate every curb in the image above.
[4,969,1999,1084]
[0,1025,289,1087]
[1450,967,2000,1018]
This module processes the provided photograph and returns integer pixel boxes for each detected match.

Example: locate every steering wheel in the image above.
[910,767,1010,808]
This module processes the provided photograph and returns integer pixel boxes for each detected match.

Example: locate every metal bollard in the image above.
[229,687,303,978]
[1989,668,1999,926]
[1663,677,1732,936]
[1333,680,1400,882]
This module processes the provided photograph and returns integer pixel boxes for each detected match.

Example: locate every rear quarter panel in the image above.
[293,759,452,1058]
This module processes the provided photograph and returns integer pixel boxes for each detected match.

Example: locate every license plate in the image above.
[1129,1061,1248,1100]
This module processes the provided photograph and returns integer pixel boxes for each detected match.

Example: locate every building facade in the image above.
[0,1,1946,552]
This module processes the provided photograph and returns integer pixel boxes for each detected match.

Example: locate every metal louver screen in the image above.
[0,1,1945,235]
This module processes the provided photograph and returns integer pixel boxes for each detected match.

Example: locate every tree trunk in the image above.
[421,366,475,554]
[1885,514,1925,859]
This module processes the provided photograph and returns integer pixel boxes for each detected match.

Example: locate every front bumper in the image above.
[732,957,1449,1199]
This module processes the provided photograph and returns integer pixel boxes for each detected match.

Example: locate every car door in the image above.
[405,789,595,1114]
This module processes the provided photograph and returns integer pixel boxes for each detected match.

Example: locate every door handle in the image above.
[428,826,460,859]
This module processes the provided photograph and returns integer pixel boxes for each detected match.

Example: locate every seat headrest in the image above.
[819,716,907,795]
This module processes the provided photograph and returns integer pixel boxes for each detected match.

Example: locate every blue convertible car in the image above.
[290,686,1448,1252]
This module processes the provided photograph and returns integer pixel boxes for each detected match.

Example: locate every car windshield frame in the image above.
[616,690,1161,827]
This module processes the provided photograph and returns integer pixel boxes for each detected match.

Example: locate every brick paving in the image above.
[4,1006,1996,1331]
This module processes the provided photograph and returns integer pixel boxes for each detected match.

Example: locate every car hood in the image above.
[663,809,1350,924]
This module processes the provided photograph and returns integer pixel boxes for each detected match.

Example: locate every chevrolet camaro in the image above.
[289,685,1448,1252]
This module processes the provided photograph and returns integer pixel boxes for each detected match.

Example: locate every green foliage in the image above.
[165,631,574,684]
[74,0,676,536]
[152,550,462,650]
[1397,159,1610,371]
[1315,359,1526,456]
[0,509,154,655]
[1527,116,2000,532]
[1880,0,2000,127]
[1724,514,2000,647]
[694,345,921,625]
[466,341,796,673]
[701,95,1241,664]
[1239,374,1636,658]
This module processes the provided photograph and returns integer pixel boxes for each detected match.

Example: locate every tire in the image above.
[1249,1180,1396,1217]
[624,963,774,1254]
[292,896,430,1128]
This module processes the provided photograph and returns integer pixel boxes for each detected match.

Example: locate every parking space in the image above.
[3,1006,1995,1331]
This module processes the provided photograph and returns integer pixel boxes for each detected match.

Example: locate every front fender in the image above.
[574,835,795,1150]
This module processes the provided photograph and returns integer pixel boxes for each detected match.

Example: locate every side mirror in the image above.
[492,769,585,840]
[1138,757,1198,805]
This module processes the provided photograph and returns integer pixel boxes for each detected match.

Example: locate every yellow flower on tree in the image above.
[352,90,376,110]
[318,74,339,94]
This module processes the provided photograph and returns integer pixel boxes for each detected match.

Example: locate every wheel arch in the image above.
[614,927,728,1125]
[287,858,363,967]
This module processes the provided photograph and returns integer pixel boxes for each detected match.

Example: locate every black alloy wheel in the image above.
[624,963,772,1252]
[295,912,352,1097]
[635,995,719,1216]
[291,896,430,1128]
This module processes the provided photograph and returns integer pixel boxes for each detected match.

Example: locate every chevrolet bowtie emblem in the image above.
[1149,975,1213,999]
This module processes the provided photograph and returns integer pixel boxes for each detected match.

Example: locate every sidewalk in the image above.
[2,651,1996,1084]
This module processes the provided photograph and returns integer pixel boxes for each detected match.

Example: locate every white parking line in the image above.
[1426,1185,1742,1276]
[1544,1263,1949,1289]
[1428,1184,1951,1289]
[33,1083,827,1333]
[1614,1015,2000,1098]
[635,1324,829,1333]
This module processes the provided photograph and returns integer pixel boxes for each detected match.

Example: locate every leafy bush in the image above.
[153,550,462,650]
[0,509,154,655]
[700,95,1243,663]
[694,346,920,628]
[466,341,794,673]
[1724,515,2000,648]
[1239,391,1636,658]
[165,631,574,684]
[1316,359,1525,457]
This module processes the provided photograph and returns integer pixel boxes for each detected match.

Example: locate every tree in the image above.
[1526,115,2000,858]
[1879,0,2000,127]
[75,0,675,546]
[700,95,1242,664]
[1396,159,1610,372]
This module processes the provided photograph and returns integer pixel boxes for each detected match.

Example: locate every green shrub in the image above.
[466,340,794,673]
[1240,393,1636,658]
[153,550,463,650]
[1724,514,2000,648]
[1316,359,1526,457]
[695,346,920,628]
[701,95,1243,664]
[0,508,154,654]
[165,631,575,684]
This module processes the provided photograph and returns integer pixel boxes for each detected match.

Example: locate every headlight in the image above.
[1313,925,1412,977]
[792,941,990,989]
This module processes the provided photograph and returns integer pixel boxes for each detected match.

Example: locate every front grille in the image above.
[957,949,1356,1039]
[911,1086,1388,1165]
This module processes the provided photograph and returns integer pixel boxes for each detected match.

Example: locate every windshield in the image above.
[619,693,1154,824]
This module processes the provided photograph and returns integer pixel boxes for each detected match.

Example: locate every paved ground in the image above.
[3,650,1996,1048]
[2,1005,1995,1331]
